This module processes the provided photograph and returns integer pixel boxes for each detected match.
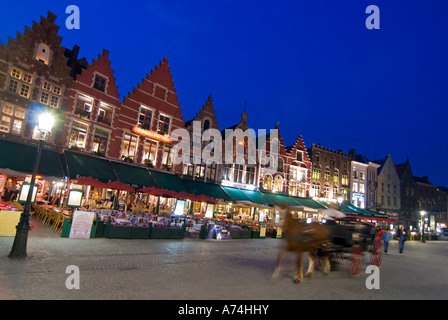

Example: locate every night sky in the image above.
[1,1,447,187]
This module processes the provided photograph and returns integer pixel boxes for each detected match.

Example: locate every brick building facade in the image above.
[307,144,351,202]
[0,12,73,145]
[119,57,185,173]
[61,49,122,159]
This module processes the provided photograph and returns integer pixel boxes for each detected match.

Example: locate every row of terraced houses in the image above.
[0,12,446,229]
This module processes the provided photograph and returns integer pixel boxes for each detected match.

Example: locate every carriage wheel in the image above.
[349,245,362,277]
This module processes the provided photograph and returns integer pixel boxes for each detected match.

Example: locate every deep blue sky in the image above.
[1,1,447,187]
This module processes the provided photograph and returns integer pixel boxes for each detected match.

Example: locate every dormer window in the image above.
[35,43,51,65]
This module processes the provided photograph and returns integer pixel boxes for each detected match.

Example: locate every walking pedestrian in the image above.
[397,225,407,255]
[382,227,392,254]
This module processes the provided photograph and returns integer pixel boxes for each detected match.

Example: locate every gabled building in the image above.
[220,109,258,190]
[258,123,288,193]
[414,176,439,230]
[183,95,220,182]
[348,149,369,209]
[285,135,311,198]
[119,57,185,173]
[372,154,401,219]
[61,49,121,159]
[0,11,74,145]
[395,158,418,226]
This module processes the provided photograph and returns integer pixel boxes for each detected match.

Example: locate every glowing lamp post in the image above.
[9,112,54,258]
[420,210,426,243]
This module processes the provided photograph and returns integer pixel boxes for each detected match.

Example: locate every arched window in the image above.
[203,119,210,131]
[263,175,272,190]
[274,175,283,192]
[35,43,51,65]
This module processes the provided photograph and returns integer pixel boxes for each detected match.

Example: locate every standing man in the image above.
[397,225,407,255]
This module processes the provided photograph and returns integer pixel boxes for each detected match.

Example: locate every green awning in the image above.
[148,170,190,193]
[339,203,370,217]
[63,151,116,183]
[259,191,302,208]
[293,197,328,210]
[0,138,64,179]
[221,186,253,205]
[238,189,274,207]
[110,161,156,188]
[181,179,233,202]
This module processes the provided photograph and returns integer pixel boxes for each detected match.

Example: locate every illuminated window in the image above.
[142,140,157,165]
[92,128,109,155]
[312,169,321,180]
[11,68,21,79]
[11,119,22,135]
[0,116,11,132]
[311,183,320,197]
[206,163,217,181]
[138,106,153,129]
[324,169,330,181]
[3,105,13,116]
[263,175,272,190]
[158,115,171,135]
[52,86,61,95]
[42,81,52,91]
[234,164,244,183]
[69,122,89,149]
[222,164,232,180]
[333,171,339,183]
[162,147,173,167]
[121,134,138,160]
[14,107,25,119]
[35,43,51,65]
[22,73,32,84]
[274,175,283,192]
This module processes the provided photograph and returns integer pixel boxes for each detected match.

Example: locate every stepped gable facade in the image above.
[119,57,185,173]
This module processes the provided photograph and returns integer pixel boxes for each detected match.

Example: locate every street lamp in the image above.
[421,210,426,243]
[9,112,54,258]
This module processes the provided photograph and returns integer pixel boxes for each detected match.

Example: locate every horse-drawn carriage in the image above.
[325,218,383,277]
[272,205,383,283]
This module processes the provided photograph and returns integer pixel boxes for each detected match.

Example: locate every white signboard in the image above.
[69,210,94,239]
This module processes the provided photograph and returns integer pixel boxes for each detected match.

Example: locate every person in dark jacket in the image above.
[396,225,407,255]
[382,227,392,254]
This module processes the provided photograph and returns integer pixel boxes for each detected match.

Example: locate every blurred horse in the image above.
[272,205,331,283]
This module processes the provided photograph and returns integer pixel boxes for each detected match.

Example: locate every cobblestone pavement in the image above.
[0,218,447,300]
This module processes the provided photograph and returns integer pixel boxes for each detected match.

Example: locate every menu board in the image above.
[67,189,84,208]
[69,210,94,239]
